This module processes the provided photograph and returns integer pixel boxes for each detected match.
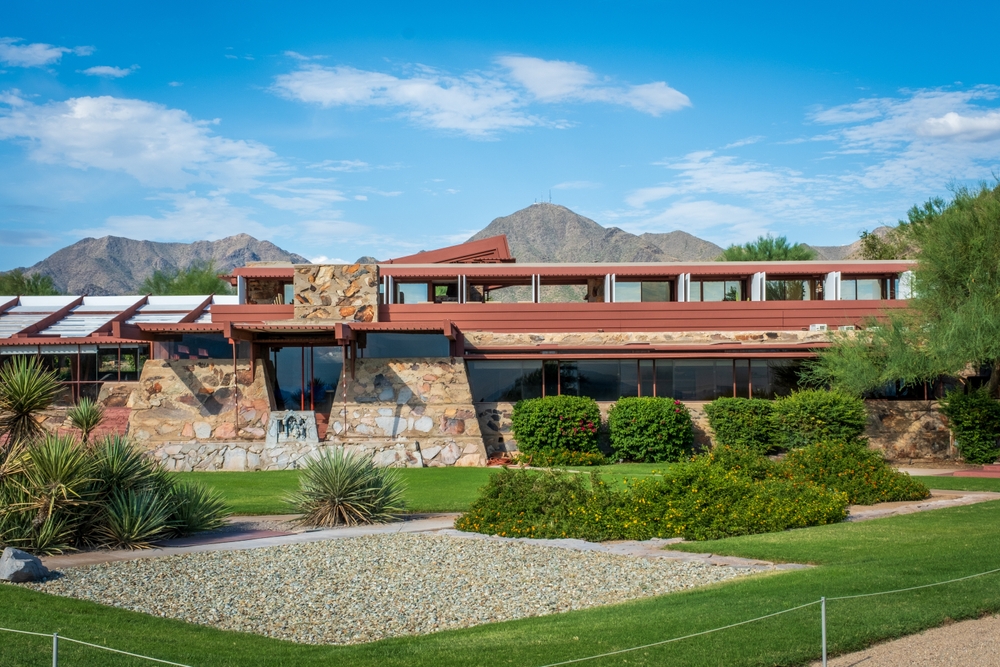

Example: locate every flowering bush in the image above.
[771,389,868,450]
[704,397,775,453]
[510,395,601,456]
[607,396,694,462]
[778,439,930,505]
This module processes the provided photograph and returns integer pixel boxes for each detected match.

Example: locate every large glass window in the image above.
[766,279,821,301]
[841,278,884,300]
[361,333,450,358]
[269,346,343,411]
[750,359,801,398]
[467,360,542,402]
[690,280,742,302]
[395,283,430,304]
[162,335,248,361]
[616,281,672,302]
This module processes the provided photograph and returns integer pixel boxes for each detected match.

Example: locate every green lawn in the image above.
[176,467,496,515]
[4,499,1000,666]
[912,475,1000,492]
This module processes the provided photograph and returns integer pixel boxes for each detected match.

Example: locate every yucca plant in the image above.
[15,435,94,528]
[96,488,173,549]
[90,435,160,494]
[67,397,105,445]
[288,449,406,527]
[0,355,61,446]
[167,481,230,535]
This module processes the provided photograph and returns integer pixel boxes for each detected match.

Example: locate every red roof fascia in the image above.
[0,336,150,346]
[133,322,224,333]
[229,267,296,280]
[0,297,18,315]
[383,235,515,264]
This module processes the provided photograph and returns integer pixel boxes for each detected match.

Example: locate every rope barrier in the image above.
[0,625,192,666]
[826,565,1000,601]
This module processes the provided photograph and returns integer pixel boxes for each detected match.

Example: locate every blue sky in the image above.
[2,1,999,269]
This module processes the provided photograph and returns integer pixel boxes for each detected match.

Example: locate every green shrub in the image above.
[511,395,601,456]
[455,454,849,543]
[288,449,406,527]
[779,440,930,505]
[512,449,607,467]
[704,397,775,452]
[96,489,173,550]
[67,397,105,445]
[607,397,694,463]
[771,389,868,449]
[167,481,230,535]
[939,389,1000,465]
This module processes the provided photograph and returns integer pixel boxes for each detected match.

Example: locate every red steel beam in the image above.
[11,296,84,337]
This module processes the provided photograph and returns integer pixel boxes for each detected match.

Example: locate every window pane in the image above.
[616,282,641,302]
[311,347,343,407]
[396,283,429,304]
[702,281,726,302]
[363,333,449,358]
[841,280,857,300]
[543,360,559,397]
[655,359,674,398]
[735,359,750,398]
[559,361,580,396]
[641,281,671,302]
[468,360,527,402]
[724,281,742,301]
[750,359,801,398]
[856,279,882,300]
[689,281,702,302]
[619,359,638,398]
[577,360,621,400]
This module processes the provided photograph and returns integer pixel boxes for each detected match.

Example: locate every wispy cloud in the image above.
[0,228,59,246]
[723,135,764,149]
[552,180,601,190]
[272,55,689,136]
[0,37,92,68]
[81,64,139,78]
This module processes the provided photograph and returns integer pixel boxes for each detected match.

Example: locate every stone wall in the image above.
[464,330,830,349]
[327,358,487,467]
[128,358,271,446]
[293,263,378,321]
[865,400,957,462]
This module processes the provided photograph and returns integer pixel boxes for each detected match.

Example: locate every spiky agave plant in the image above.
[67,397,105,445]
[288,449,406,527]
[167,481,230,535]
[0,356,61,446]
[96,488,173,549]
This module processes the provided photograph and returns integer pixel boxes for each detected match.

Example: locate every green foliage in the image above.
[0,269,59,296]
[771,390,868,449]
[288,449,406,527]
[67,397,105,445]
[607,396,694,462]
[512,449,607,466]
[778,440,930,505]
[939,389,1000,464]
[719,234,817,261]
[704,397,775,452]
[857,225,915,260]
[814,184,1000,395]
[456,452,848,543]
[510,395,601,455]
[0,355,62,446]
[0,434,230,554]
[140,260,234,295]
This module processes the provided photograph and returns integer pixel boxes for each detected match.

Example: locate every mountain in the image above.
[18,234,309,295]
[468,203,723,263]
[470,203,868,262]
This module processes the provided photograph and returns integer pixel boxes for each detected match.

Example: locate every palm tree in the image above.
[0,356,61,446]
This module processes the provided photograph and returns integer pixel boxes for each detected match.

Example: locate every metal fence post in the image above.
[52,632,58,667]
[821,597,827,667]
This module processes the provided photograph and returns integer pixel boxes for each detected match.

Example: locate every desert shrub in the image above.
[704,397,775,452]
[607,397,694,462]
[779,439,930,505]
[455,454,849,543]
[0,434,230,554]
[167,481,230,535]
[67,397,105,445]
[771,389,868,449]
[511,395,601,456]
[512,449,607,467]
[939,389,1000,465]
[288,449,406,527]
[0,355,61,445]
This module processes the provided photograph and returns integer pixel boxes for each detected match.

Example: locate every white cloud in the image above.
[354,195,367,201]
[0,38,91,68]
[619,200,771,245]
[310,255,350,264]
[498,56,690,115]
[0,93,281,189]
[168,81,183,87]
[552,180,601,190]
[311,159,370,172]
[81,65,138,78]
[272,56,689,136]
[724,135,764,149]
[918,111,1000,141]
[252,177,347,213]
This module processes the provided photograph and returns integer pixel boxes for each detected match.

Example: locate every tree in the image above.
[719,235,817,261]
[140,260,233,295]
[809,183,1000,396]
[0,269,59,296]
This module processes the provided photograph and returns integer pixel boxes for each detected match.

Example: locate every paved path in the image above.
[810,615,1000,666]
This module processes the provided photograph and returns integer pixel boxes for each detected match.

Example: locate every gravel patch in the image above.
[23,532,750,645]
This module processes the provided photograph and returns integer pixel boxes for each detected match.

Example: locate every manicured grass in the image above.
[5,500,1000,666]
[912,475,1000,492]
[176,467,495,515]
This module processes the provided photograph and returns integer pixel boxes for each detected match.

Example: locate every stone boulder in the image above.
[0,547,49,582]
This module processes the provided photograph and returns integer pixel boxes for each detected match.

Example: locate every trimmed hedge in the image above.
[939,389,1000,465]
[510,395,601,455]
[607,396,694,462]
[513,449,607,467]
[778,440,930,505]
[771,389,868,449]
[704,397,775,453]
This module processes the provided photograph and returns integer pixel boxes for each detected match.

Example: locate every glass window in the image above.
[656,359,733,400]
[576,360,621,401]
[638,360,654,397]
[543,360,559,397]
[283,283,294,305]
[396,283,429,304]
[433,282,459,303]
[467,361,542,402]
[689,281,702,302]
[750,359,801,398]
[641,281,671,302]
[702,281,725,302]
[559,361,581,396]
[690,281,741,302]
[616,282,642,302]
[362,333,450,358]
[163,335,247,361]
[840,279,883,300]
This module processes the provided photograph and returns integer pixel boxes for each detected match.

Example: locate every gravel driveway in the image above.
[24,532,749,645]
